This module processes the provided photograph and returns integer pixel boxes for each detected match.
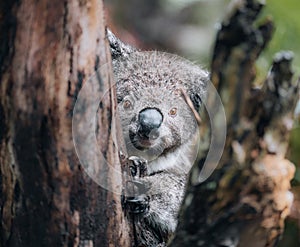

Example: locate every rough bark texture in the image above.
[0,0,133,247]
[170,1,298,247]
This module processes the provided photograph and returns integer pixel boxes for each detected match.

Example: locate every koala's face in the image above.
[113,51,208,161]
[117,86,198,161]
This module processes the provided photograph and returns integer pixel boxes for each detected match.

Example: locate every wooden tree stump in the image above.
[170,1,298,246]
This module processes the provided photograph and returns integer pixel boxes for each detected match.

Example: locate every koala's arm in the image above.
[125,157,187,246]
[140,172,186,239]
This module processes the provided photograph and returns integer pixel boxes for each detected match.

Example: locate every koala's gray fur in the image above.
[108,29,208,247]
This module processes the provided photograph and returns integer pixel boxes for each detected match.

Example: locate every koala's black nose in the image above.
[138,108,163,139]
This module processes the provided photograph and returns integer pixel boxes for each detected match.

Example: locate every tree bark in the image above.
[0,0,132,246]
[170,0,298,246]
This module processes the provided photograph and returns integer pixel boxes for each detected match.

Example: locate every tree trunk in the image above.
[0,0,133,246]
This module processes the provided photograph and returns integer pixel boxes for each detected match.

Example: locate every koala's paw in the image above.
[128,156,148,177]
[123,193,150,214]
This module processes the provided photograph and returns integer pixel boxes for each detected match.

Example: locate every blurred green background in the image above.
[259,0,300,75]
[105,0,300,245]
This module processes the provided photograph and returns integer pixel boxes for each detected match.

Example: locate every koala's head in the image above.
[112,51,208,161]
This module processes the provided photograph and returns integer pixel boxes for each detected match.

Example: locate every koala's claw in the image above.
[125,194,150,214]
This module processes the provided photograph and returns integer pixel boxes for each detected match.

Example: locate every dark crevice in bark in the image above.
[62,0,68,38]
[12,122,52,246]
[68,70,84,115]
[0,105,6,143]
[0,1,17,75]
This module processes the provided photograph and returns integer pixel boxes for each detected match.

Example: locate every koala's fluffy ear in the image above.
[188,72,210,112]
[106,28,136,60]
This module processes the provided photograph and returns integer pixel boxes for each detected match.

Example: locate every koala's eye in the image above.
[169,107,177,117]
[123,99,132,110]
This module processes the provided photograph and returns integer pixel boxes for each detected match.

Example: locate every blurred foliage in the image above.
[258,0,300,77]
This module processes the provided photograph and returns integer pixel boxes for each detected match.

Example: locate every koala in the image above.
[108,29,208,247]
